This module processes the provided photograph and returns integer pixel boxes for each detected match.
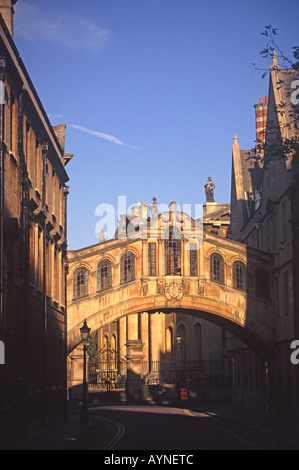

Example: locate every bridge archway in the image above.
[67,292,275,362]
[67,224,275,400]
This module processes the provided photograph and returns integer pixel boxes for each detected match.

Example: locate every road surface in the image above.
[88,404,262,451]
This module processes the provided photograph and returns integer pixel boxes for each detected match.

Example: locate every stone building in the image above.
[227,54,299,414]
[67,199,232,396]
[0,1,73,440]
[96,199,231,375]
[65,50,298,414]
[66,188,275,405]
[66,57,299,415]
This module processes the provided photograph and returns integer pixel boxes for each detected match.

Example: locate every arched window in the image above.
[255,268,270,300]
[233,260,247,291]
[120,252,135,284]
[97,259,112,291]
[103,334,109,362]
[210,252,224,284]
[189,244,198,276]
[148,243,157,276]
[166,326,174,359]
[111,334,117,369]
[111,334,116,353]
[73,266,89,299]
[165,226,181,276]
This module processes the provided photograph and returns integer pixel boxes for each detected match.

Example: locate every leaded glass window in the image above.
[148,243,156,276]
[210,252,224,284]
[233,260,247,291]
[164,227,181,276]
[97,259,112,291]
[73,267,89,299]
[189,244,198,276]
[120,252,135,284]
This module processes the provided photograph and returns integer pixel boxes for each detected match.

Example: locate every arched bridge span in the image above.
[67,268,275,360]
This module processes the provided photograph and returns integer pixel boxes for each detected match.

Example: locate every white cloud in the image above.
[14,1,111,54]
[48,113,63,121]
[70,124,137,149]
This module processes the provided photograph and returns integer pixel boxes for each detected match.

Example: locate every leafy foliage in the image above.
[256,25,299,72]
[251,25,299,166]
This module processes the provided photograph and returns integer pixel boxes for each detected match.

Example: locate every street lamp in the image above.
[80,319,90,425]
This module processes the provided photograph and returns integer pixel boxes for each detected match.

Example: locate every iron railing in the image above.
[87,358,232,391]
[142,359,232,388]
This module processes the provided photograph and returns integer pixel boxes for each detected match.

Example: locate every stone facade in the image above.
[67,199,275,404]
[64,47,298,416]
[66,57,299,414]
[0,3,72,440]
[227,57,299,414]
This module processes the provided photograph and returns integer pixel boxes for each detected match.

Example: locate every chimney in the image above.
[53,124,66,153]
[0,0,17,38]
[254,96,268,154]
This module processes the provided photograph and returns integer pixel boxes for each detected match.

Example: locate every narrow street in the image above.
[0,3,298,452]
[2,400,299,451]
[87,403,275,451]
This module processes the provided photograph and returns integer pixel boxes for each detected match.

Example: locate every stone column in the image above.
[157,238,164,276]
[125,339,144,401]
[68,344,85,400]
[118,316,127,360]
[140,312,149,364]
[150,312,163,363]
[183,242,189,277]
[127,313,138,341]
[113,261,120,287]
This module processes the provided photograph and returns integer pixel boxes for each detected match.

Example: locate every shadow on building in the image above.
[0,2,72,443]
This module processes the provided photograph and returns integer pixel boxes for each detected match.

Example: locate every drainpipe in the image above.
[63,185,69,420]
[17,89,30,436]
[41,142,48,429]
[0,57,5,329]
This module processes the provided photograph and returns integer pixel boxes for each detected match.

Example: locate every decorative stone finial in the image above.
[271,51,280,70]
[169,201,177,212]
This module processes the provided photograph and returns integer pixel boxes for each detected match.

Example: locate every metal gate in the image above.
[88,357,232,392]
[88,352,127,392]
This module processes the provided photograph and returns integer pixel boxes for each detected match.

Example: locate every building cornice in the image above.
[0,15,69,183]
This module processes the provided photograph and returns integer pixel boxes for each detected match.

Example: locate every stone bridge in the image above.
[67,229,275,361]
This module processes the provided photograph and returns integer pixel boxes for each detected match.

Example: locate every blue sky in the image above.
[13,0,299,250]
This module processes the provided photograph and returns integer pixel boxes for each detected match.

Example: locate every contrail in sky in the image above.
[70,124,138,149]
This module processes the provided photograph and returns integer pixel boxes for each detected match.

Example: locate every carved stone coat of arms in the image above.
[164,280,184,301]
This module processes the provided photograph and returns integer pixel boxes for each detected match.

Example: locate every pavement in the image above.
[0,403,100,450]
[0,399,298,450]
